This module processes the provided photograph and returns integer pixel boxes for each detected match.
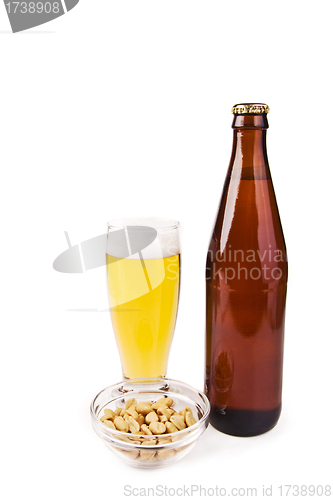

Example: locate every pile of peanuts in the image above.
[100,397,198,462]
[100,397,197,435]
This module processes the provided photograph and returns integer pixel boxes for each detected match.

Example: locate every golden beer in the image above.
[107,254,180,378]
[106,218,181,379]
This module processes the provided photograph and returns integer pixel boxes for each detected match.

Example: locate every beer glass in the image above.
[106,218,181,379]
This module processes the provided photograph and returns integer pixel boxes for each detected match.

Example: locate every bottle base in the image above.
[209,404,282,437]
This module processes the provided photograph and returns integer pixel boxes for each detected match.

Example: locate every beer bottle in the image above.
[205,103,288,436]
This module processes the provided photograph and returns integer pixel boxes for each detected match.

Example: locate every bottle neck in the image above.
[228,114,270,180]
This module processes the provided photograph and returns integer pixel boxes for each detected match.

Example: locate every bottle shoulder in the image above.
[210,177,286,249]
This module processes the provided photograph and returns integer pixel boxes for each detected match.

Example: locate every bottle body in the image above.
[205,109,287,437]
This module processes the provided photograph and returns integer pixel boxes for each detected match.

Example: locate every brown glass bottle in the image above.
[205,103,287,437]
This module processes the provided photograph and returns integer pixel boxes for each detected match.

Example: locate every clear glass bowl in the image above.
[90,378,210,468]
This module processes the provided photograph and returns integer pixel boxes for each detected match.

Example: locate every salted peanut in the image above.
[103,399,199,438]
[103,409,115,419]
[114,416,129,433]
[104,419,116,429]
[136,414,145,427]
[145,411,159,425]
[100,415,113,423]
[128,439,142,445]
[149,421,166,435]
[170,415,186,430]
[158,435,173,445]
[121,435,142,445]
[144,437,158,446]
[121,449,140,459]
[125,398,137,410]
[157,397,173,407]
[141,424,153,435]
[185,412,197,427]
[152,399,172,410]
[157,407,172,420]
[165,421,178,433]
[139,449,156,461]
[126,405,139,420]
[156,448,177,460]
[136,402,154,415]
[152,402,167,410]
[151,397,173,410]
[173,413,185,422]
[128,416,140,434]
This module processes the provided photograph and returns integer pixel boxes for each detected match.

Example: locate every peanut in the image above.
[126,405,139,420]
[141,424,153,435]
[149,422,166,435]
[157,397,173,407]
[158,414,168,424]
[170,415,186,430]
[157,407,172,420]
[156,448,177,460]
[152,402,167,410]
[145,411,159,425]
[114,416,129,433]
[104,419,116,429]
[100,415,112,423]
[128,416,140,434]
[144,438,158,446]
[103,409,115,420]
[128,439,142,445]
[185,411,197,427]
[139,449,156,461]
[165,421,178,433]
[125,398,137,410]
[121,449,140,459]
[136,402,153,415]
[136,414,145,427]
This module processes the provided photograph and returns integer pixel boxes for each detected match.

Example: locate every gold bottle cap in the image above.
[232,103,270,115]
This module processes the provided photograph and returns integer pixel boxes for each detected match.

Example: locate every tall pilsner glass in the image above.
[106,218,181,379]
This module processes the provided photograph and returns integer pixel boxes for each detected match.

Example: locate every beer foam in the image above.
[106,217,180,259]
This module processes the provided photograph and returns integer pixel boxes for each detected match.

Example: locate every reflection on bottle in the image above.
[268,283,287,331]
[213,351,234,410]
[224,175,267,338]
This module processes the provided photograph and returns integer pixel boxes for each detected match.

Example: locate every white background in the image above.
[1,1,332,499]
